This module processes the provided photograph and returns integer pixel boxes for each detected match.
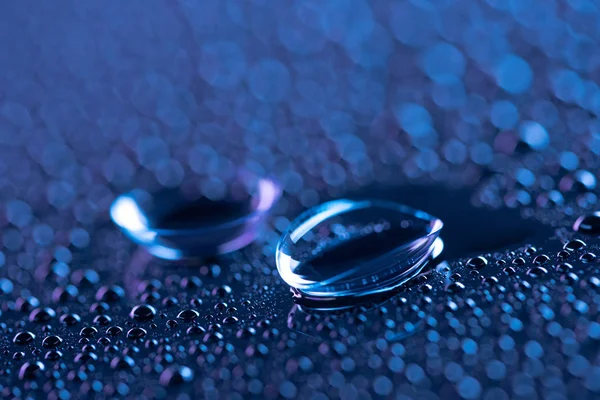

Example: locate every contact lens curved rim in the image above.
[276,198,444,295]
[110,176,281,238]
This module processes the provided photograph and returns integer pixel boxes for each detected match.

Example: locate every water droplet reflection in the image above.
[110,173,280,260]
[276,199,443,302]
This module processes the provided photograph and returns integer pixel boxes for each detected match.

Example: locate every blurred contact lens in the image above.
[276,199,443,301]
[110,172,280,260]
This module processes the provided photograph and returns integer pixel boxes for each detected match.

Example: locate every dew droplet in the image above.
[556,263,573,272]
[29,307,56,323]
[127,327,147,340]
[129,304,157,321]
[106,326,123,336]
[110,173,280,260]
[527,266,548,278]
[177,309,200,321]
[18,361,45,380]
[564,239,586,251]
[186,325,206,335]
[110,356,135,370]
[533,254,549,265]
[466,256,488,269]
[80,327,98,337]
[60,313,81,326]
[512,257,526,266]
[573,213,600,235]
[42,335,63,348]
[276,199,443,299]
[159,366,194,386]
[13,331,35,345]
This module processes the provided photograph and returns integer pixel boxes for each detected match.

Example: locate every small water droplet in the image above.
[80,327,98,337]
[212,285,232,297]
[223,316,239,324]
[59,313,81,326]
[13,331,35,345]
[18,361,45,380]
[581,252,597,263]
[126,327,147,339]
[42,335,63,348]
[564,239,586,251]
[503,266,516,275]
[527,266,548,277]
[467,256,488,269]
[512,257,526,266]
[533,254,549,265]
[106,326,123,336]
[177,309,199,321]
[93,315,112,326]
[556,263,573,272]
[159,366,194,386]
[29,307,56,323]
[129,304,157,321]
[186,325,206,335]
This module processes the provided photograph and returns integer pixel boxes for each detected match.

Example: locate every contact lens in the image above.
[110,173,280,260]
[276,199,443,300]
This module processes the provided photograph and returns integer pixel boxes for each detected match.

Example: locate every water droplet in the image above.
[59,313,81,326]
[212,285,232,297]
[512,257,526,266]
[74,352,98,364]
[29,307,56,323]
[581,252,597,263]
[93,315,112,325]
[129,304,157,321]
[276,199,443,299]
[110,173,280,260]
[527,266,548,278]
[503,267,516,275]
[167,319,178,328]
[223,316,239,324]
[561,272,580,284]
[564,239,586,251]
[186,325,206,335]
[13,331,35,345]
[110,356,135,370]
[573,213,600,235]
[80,327,98,337]
[159,366,194,386]
[16,296,40,312]
[18,361,45,380]
[446,282,465,293]
[127,327,147,340]
[45,350,62,361]
[42,335,63,348]
[106,326,123,336]
[95,285,125,302]
[467,256,488,269]
[556,263,573,272]
[177,309,199,321]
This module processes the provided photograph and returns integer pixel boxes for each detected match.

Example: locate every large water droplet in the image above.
[110,173,280,260]
[276,199,443,299]
[573,212,600,235]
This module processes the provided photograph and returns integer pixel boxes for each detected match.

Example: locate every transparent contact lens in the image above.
[110,173,280,260]
[276,199,444,299]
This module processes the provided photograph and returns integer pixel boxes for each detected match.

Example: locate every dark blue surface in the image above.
[2,1,600,399]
